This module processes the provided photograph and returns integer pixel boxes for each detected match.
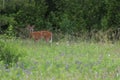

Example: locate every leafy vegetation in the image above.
[0,0,120,34]
[0,0,120,79]
[0,39,120,80]
[0,39,26,68]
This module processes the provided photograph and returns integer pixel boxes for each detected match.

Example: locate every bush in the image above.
[0,40,25,68]
[4,25,16,39]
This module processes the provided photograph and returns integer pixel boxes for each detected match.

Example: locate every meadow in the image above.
[0,39,120,80]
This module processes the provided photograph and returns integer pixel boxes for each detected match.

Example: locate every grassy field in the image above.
[0,39,120,80]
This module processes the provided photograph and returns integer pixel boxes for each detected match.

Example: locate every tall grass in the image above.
[0,39,26,68]
[0,38,119,80]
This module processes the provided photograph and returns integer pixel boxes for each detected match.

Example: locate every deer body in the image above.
[27,25,52,43]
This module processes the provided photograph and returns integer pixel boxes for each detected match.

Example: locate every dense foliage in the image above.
[0,40,26,67]
[0,39,120,80]
[0,0,120,34]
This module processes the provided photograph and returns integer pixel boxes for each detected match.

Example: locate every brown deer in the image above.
[26,24,52,43]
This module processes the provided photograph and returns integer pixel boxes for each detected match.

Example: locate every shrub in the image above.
[0,40,25,68]
[4,25,16,39]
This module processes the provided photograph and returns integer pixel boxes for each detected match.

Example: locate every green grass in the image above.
[0,39,120,80]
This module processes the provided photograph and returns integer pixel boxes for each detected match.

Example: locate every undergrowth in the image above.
[0,39,26,68]
[0,38,119,80]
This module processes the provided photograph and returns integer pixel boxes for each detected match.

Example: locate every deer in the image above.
[26,24,52,43]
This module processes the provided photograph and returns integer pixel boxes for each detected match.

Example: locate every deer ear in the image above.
[32,25,35,28]
[27,24,30,27]
[26,24,30,29]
